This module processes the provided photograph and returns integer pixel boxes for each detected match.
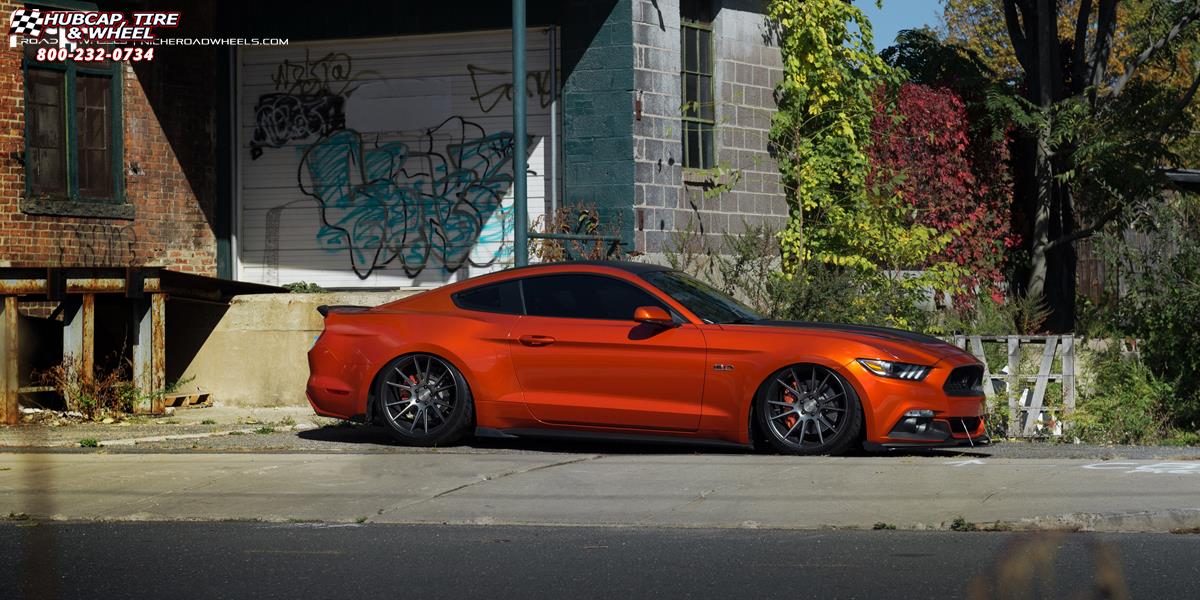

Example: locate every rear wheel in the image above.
[376,353,472,446]
[756,364,862,455]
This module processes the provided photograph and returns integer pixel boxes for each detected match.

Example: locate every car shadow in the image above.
[297,424,752,455]
[296,425,996,457]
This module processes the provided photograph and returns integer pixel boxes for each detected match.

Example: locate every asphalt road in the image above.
[3,522,1198,599]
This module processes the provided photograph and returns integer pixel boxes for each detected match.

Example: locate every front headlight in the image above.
[857,358,931,381]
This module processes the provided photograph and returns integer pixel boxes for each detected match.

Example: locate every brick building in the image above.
[0,0,786,289]
[0,0,226,275]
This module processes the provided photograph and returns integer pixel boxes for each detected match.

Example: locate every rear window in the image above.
[452,280,523,315]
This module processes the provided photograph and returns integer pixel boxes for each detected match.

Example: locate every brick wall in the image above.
[0,0,219,274]
[631,0,786,256]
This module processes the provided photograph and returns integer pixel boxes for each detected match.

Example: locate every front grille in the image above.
[944,365,984,396]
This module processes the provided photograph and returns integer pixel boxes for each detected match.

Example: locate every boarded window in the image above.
[23,47,121,203]
[25,68,68,197]
[76,73,114,199]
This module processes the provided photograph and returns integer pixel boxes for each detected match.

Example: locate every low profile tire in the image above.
[376,353,473,447]
[755,364,862,456]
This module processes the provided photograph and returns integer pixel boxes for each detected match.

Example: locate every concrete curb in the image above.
[10,509,1200,534]
[999,508,1200,533]
[95,424,318,447]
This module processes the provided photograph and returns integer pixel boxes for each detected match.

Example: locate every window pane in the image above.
[699,75,714,120]
[25,68,67,196]
[522,275,665,321]
[453,280,523,315]
[684,123,701,169]
[698,29,712,75]
[76,73,114,199]
[683,27,698,73]
[701,123,714,169]
[684,73,698,117]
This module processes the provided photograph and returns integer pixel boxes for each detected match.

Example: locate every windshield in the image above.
[642,270,764,325]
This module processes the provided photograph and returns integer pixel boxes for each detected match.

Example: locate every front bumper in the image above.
[848,353,989,447]
[862,434,991,451]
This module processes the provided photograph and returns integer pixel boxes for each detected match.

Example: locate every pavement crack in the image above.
[377,454,604,516]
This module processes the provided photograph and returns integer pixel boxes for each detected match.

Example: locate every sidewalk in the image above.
[0,405,328,448]
[2,451,1198,532]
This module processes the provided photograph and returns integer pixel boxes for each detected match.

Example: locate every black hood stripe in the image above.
[750,321,949,346]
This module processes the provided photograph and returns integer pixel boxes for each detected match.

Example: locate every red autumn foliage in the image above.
[868,83,1017,303]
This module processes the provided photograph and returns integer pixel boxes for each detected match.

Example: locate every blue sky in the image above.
[856,0,944,51]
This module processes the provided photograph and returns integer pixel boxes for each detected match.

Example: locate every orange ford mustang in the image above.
[306,261,988,455]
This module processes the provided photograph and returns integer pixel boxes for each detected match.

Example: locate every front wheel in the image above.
[376,353,473,446]
[755,364,862,455]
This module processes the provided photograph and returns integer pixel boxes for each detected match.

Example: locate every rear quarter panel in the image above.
[307,306,521,420]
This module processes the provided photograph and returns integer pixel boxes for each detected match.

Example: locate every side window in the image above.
[522,275,666,321]
[453,280,523,314]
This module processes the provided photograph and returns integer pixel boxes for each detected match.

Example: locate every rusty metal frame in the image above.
[1,296,17,425]
[0,268,280,422]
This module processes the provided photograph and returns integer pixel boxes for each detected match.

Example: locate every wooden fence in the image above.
[952,335,1076,438]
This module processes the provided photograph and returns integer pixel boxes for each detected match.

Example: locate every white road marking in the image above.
[1082,462,1200,474]
[945,459,986,467]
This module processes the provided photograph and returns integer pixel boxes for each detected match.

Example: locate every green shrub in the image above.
[1097,201,1200,430]
[1073,348,1173,445]
[665,221,930,330]
[927,293,1051,336]
[283,281,326,293]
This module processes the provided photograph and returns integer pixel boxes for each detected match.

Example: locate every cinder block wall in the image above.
[561,0,637,239]
[631,0,787,256]
[0,0,219,273]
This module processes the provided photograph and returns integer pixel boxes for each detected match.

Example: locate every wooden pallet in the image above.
[161,392,211,409]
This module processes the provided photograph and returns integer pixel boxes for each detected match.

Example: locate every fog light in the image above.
[905,409,935,418]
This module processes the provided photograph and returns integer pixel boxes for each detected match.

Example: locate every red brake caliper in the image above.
[782,375,798,430]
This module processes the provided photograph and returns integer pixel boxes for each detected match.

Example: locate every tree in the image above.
[768,0,955,285]
[868,83,1017,302]
[945,0,1200,331]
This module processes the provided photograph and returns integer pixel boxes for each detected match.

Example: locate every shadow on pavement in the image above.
[296,424,994,457]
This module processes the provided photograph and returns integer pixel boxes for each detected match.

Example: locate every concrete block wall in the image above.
[561,0,637,239]
[631,0,787,257]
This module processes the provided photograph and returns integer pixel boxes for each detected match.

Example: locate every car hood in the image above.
[731,320,976,366]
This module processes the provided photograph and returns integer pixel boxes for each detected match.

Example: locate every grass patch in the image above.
[355,516,368,524]
[872,522,897,530]
[6,512,30,521]
[279,417,296,427]
[254,426,276,435]
[228,431,246,436]
[949,516,978,532]
[79,438,99,448]
[201,419,217,425]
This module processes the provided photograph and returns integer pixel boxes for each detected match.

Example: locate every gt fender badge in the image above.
[713,364,734,371]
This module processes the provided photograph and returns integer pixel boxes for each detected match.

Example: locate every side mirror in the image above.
[633,306,677,328]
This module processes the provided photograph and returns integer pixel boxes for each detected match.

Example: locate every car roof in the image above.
[499,260,673,276]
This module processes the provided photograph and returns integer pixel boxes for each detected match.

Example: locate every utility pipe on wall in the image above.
[512,0,529,266]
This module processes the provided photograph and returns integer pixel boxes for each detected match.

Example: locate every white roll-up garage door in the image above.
[237,29,554,288]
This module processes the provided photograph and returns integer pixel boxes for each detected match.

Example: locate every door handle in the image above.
[519,335,556,347]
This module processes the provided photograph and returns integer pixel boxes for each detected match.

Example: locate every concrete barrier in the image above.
[180,291,424,407]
